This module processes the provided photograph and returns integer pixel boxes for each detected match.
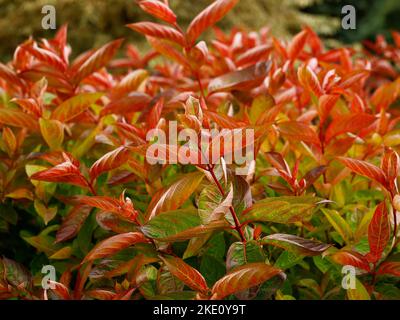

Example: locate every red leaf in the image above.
[147,36,189,67]
[0,63,24,91]
[160,255,209,294]
[80,196,122,214]
[11,98,42,118]
[337,157,387,188]
[80,192,138,222]
[48,281,71,300]
[208,61,271,93]
[72,39,123,84]
[0,108,39,131]
[147,97,164,129]
[366,202,390,263]
[298,66,323,97]
[186,0,239,46]
[22,42,67,71]
[138,0,177,25]
[111,69,148,99]
[100,93,151,116]
[89,146,130,181]
[127,22,185,46]
[331,250,370,271]
[82,232,148,263]
[211,263,282,299]
[56,205,92,243]
[30,154,89,188]
[278,121,320,146]
[338,70,370,89]
[51,92,104,123]
[377,261,400,277]
[325,113,376,143]
[381,147,399,192]
[264,152,291,176]
[288,29,309,60]
[235,44,272,67]
[317,94,339,126]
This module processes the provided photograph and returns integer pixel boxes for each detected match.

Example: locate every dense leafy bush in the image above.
[0,0,400,300]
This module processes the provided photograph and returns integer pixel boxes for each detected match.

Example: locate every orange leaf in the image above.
[366,202,390,263]
[288,29,308,60]
[186,0,239,46]
[298,65,323,97]
[127,22,185,46]
[111,69,148,99]
[83,232,148,263]
[160,255,209,294]
[138,0,177,25]
[211,263,282,299]
[0,108,39,131]
[56,205,92,243]
[278,121,320,146]
[337,157,387,188]
[145,172,204,220]
[377,261,400,277]
[235,44,272,67]
[30,154,88,188]
[39,118,64,150]
[208,61,271,93]
[100,93,151,116]
[52,92,104,122]
[72,39,123,84]
[324,113,376,143]
[89,146,130,181]
[331,250,370,271]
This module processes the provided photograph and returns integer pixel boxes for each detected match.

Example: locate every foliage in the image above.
[0,0,338,60]
[0,0,400,300]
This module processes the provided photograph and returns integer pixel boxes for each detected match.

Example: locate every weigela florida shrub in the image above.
[1,0,400,300]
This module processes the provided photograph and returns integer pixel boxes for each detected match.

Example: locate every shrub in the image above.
[0,0,400,300]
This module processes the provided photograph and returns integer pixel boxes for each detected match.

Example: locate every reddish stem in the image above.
[207,164,246,242]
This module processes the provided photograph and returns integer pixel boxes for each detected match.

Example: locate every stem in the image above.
[371,262,377,287]
[86,179,97,196]
[207,164,246,242]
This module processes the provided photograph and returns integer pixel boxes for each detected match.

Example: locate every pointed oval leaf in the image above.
[186,0,239,46]
[337,157,387,188]
[367,202,390,263]
[138,0,177,24]
[321,208,353,244]
[211,263,282,299]
[83,232,148,263]
[39,118,64,150]
[145,171,204,220]
[331,250,370,272]
[51,92,103,122]
[56,205,92,243]
[0,108,39,131]
[127,22,185,46]
[261,233,331,256]
[242,196,322,224]
[160,255,209,294]
[89,146,130,181]
[73,39,123,84]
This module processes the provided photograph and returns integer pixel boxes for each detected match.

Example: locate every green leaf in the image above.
[142,209,227,242]
[275,251,304,270]
[261,233,331,256]
[226,240,266,271]
[321,208,353,244]
[242,196,324,224]
[347,278,370,300]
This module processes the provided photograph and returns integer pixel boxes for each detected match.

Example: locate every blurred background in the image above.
[0,0,399,59]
